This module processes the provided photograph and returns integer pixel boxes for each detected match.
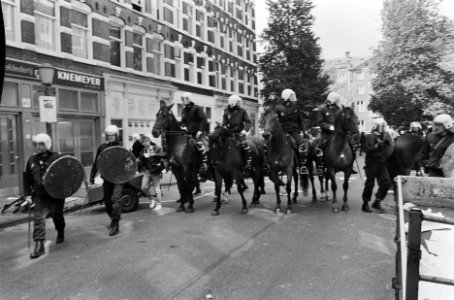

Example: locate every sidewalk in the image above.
[0,171,176,230]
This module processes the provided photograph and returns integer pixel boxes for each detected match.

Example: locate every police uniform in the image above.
[361,130,394,212]
[181,102,208,136]
[90,141,123,229]
[421,131,454,177]
[316,103,342,147]
[25,150,65,243]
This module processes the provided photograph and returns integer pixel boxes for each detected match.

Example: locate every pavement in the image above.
[0,171,176,230]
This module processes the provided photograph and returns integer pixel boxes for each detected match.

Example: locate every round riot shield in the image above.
[96,146,138,184]
[441,143,454,178]
[43,155,85,199]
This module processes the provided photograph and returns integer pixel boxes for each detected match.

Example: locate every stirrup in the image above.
[300,166,309,175]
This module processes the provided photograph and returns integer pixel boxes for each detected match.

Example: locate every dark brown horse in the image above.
[387,134,424,181]
[261,109,303,214]
[152,101,200,213]
[208,126,265,215]
[324,104,359,212]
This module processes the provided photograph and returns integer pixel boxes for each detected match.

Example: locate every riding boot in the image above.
[109,220,119,236]
[30,240,45,259]
[372,199,385,213]
[361,201,372,213]
[56,229,65,244]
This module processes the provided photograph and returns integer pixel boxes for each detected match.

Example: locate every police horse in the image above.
[261,109,308,214]
[324,104,359,212]
[208,126,266,215]
[152,101,201,213]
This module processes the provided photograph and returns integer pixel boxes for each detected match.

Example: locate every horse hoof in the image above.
[275,208,281,214]
[221,199,229,204]
[312,198,318,203]
[286,209,292,215]
[260,189,266,195]
[185,207,195,213]
[241,209,248,215]
[176,207,186,213]
[342,204,349,211]
[332,207,339,213]
[211,210,220,216]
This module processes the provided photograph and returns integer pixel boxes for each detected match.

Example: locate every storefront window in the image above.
[58,122,75,156]
[80,122,94,166]
[1,82,18,107]
[59,89,78,110]
[81,92,98,112]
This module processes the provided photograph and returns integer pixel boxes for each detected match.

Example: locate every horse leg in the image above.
[250,173,261,207]
[292,167,299,204]
[211,173,223,216]
[269,172,281,213]
[329,169,339,213]
[308,164,317,202]
[259,174,266,194]
[185,174,196,213]
[341,171,351,211]
[236,176,248,215]
[175,173,186,212]
[287,171,294,214]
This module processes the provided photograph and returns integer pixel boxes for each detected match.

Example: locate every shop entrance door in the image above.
[55,119,96,168]
[0,114,20,196]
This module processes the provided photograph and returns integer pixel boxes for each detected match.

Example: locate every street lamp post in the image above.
[35,63,56,138]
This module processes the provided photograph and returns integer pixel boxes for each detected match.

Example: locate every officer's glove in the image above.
[329,125,335,131]
[89,178,95,185]
[240,130,248,136]
[181,126,188,132]
[196,131,203,138]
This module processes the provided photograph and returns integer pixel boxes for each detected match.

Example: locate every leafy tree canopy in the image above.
[369,0,454,125]
[258,0,331,112]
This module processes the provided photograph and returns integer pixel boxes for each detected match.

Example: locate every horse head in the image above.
[260,108,282,141]
[335,104,359,138]
[152,101,177,138]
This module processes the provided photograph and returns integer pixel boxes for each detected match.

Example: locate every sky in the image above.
[255,0,454,59]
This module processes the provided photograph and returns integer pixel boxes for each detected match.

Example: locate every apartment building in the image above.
[0,0,259,196]
[324,53,376,132]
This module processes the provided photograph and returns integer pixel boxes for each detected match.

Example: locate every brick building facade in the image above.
[1,0,259,196]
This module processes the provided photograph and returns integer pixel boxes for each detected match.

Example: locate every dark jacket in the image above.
[181,102,208,134]
[274,100,305,133]
[317,104,342,134]
[25,150,62,198]
[90,141,121,182]
[138,145,165,174]
[131,140,144,158]
[421,131,454,170]
[222,106,251,134]
[364,131,395,163]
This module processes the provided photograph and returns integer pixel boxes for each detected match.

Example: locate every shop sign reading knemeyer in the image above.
[39,96,57,123]
[54,70,104,90]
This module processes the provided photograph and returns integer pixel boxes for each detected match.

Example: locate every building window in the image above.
[197,56,205,84]
[163,7,174,24]
[205,107,212,119]
[81,92,98,112]
[0,82,18,107]
[149,38,162,75]
[133,32,144,71]
[110,24,123,67]
[357,70,364,80]
[34,0,56,51]
[59,89,78,110]
[182,1,193,34]
[196,10,204,39]
[357,85,365,95]
[2,1,15,41]
[71,10,88,58]
[184,52,194,82]
[164,44,176,77]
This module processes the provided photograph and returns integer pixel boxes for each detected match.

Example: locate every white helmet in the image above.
[182,92,193,105]
[433,114,453,129]
[371,118,387,133]
[281,89,297,102]
[228,94,241,108]
[33,133,52,149]
[326,92,341,105]
[105,125,119,135]
[140,133,153,142]
[409,121,422,130]
[132,133,140,140]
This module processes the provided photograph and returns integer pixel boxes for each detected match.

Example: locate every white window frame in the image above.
[109,17,125,68]
[70,8,90,59]
[149,35,164,75]
[357,85,365,95]
[163,0,178,26]
[2,0,18,41]
[195,8,205,40]
[132,27,146,72]
[34,0,57,51]
[164,42,176,78]
[356,70,364,80]
[182,1,194,35]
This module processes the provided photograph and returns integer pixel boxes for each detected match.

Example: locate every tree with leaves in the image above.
[369,0,454,125]
[258,0,330,112]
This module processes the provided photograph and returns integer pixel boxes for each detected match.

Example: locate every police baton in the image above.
[355,158,364,182]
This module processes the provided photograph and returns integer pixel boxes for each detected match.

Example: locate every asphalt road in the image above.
[0,163,397,300]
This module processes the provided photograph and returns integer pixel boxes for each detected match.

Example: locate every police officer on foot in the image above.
[90,125,124,236]
[222,94,253,175]
[421,114,454,177]
[361,118,394,213]
[25,133,66,259]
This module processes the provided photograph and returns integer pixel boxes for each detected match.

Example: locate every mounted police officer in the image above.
[222,94,252,175]
[361,118,394,213]
[25,133,65,259]
[180,92,209,181]
[314,92,358,175]
[421,114,454,177]
[409,121,423,137]
[90,125,124,236]
[274,88,309,175]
